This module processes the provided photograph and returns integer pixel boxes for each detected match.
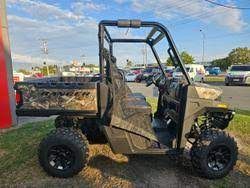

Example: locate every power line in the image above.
[204,0,250,10]
[169,2,229,27]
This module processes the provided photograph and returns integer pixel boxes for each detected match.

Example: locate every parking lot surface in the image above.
[128,82,250,111]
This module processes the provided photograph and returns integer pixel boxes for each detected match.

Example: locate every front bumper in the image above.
[226,76,250,85]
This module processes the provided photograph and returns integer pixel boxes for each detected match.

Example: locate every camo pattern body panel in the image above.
[16,83,98,112]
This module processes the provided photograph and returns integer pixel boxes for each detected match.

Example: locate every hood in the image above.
[194,83,222,100]
[173,72,183,77]
[228,71,250,76]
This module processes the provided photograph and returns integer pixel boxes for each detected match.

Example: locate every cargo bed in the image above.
[15,76,101,117]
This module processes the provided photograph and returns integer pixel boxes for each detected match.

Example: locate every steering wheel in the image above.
[146,73,163,87]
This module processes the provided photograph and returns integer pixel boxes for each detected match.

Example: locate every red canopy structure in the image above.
[0,0,17,128]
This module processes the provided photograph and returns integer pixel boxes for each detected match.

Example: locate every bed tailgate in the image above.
[15,82,99,117]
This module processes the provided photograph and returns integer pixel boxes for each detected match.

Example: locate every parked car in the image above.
[164,66,175,77]
[135,73,144,82]
[173,64,205,82]
[225,64,250,86]
[125,73,137,82]
[143,66,161,79]
[205,69,210,76]
[33,72,44,78]
[13,71,24,83]
[130,67,144,75]
[207,67,221,75]
[61,72,75,77]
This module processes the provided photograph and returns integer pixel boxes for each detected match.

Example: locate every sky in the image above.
[5,0,250,70]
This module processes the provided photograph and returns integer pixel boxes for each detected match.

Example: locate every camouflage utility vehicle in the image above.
[15,20,237,179]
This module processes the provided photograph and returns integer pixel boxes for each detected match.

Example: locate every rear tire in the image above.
[54,116,77,128]
[190,129,237,179]
[38,127,89,178]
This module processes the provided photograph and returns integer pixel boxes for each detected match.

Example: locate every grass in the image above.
[0,120,54,182]
[0,98,249,187]
[205,76,225,82]
[146,97,250,187]
[228,110,250,136]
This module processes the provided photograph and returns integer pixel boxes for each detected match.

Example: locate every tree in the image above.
[166,51,195,65]
[180,51,195,64]
[211,57,230,71]
[85,64,97,68]
[227,47,250,65]
[166,57,173,66]
[18,69,30,75]
[41,65,57,76]
[126,59,133,67]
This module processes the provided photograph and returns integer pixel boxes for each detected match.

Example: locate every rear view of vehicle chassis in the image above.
[15,20,238,179]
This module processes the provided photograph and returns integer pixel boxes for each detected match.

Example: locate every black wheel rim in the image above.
[48,145,75,171]
[207,145,231,171]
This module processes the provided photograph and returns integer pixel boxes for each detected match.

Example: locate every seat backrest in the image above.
[103,48,131,98]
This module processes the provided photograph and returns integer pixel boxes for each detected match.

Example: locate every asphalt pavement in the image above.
[127,82,250,111]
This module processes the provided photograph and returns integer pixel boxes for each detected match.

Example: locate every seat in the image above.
[102,48,151,116]
[127,93,146,101]
[122,95,152,115]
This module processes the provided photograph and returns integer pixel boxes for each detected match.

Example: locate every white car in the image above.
[173,64,205,82]
[125,73,137,82]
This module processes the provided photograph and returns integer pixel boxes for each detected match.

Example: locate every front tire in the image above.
[190,129,237,179]
[38,127,89,178]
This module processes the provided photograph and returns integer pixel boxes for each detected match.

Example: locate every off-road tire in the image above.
[190,129,237,179]
[54,116,77,128]
[38,127,89,178]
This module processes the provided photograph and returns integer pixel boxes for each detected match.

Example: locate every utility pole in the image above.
[40,39,49,76]
[142,48,145,66]
[141,44,148,68]
[199,29,205,64]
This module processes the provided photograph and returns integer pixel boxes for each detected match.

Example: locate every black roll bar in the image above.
[112,39,147,43]
[98,19,191,85]
[146,27,158,40]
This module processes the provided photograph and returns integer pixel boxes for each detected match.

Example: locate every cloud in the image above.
[8,14,99,65]
[12,53,65,65]
[131,0,246,32]
[71,1,106,14]
[114,0,129,4]
[7,0,101,66]
[8,0,85,22]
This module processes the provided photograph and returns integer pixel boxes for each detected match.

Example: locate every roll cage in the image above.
[98,19,191,85]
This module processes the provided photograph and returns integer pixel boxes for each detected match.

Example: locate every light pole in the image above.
[40,39,49,76]
[200,29,205,64]
[81,54,86,66]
